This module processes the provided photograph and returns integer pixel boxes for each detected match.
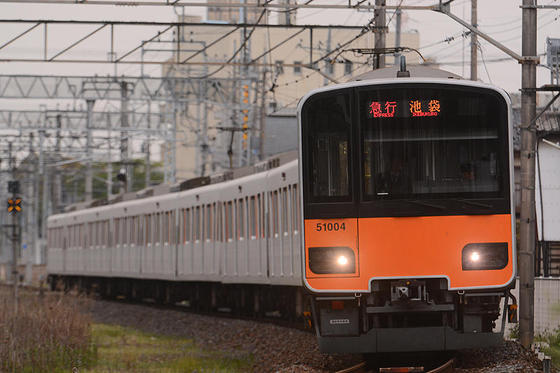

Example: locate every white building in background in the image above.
[164,9,420,180]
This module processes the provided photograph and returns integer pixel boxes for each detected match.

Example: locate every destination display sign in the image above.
[367,99,441,118]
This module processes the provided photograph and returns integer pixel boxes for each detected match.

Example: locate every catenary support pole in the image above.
[9,142,18,314]
[394,7,402,66]
[85,99,94,201]
[519,0,537,349]
[470,0,477,80]
[374,0,386,69]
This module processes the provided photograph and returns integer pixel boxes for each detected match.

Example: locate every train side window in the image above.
[163,212,169,244]
[226,201,233,241]
[292,184,300,233]
[249,196,256,239]
[258,194,264,238]
[144,215,150,245]
[184,208,191,243]
[170,211,175,244]
[194,206,200,242]
[130,217,135,246]
[271,191,279,236]
[238,199,245,240]
[205,204,212,241]
[155,213,161,245]
[303,93,352,202]
[282,187,289,234]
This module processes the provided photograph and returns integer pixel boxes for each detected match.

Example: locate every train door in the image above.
[203,204,214,276]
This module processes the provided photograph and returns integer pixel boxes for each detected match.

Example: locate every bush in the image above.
[0,288,95,372]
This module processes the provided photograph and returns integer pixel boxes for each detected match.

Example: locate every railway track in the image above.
[337,358,454,373]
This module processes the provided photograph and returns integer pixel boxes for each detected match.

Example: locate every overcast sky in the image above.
[0,0,559,95]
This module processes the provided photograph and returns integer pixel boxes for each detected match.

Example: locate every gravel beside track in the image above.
[84,299,555,373]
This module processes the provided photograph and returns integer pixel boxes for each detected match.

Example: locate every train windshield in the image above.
[360,86,507,200]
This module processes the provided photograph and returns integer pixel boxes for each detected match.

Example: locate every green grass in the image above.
[85,324,252,373]
[537,327,560,370]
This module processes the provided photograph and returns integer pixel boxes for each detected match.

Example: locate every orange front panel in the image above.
[304,214,514,292]
[304,218,359,280]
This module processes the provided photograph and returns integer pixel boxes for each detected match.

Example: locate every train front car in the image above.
[297,68,517,354]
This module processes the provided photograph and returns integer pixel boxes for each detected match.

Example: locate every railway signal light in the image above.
[7,198,22,213]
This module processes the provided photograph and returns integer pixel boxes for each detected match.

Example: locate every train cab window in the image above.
[302,92,352,202]
[359,86,506,201]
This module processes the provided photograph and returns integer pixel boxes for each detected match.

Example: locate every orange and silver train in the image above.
[297,65,518,353]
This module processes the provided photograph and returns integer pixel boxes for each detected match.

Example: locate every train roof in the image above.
[352,65,462,81]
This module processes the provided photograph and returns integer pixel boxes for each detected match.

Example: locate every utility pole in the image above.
[145,103,151,188]
[54,114,62,212]
[120,82,131,193]
[470,0,478,81]
[519,0,538,349]
[40,130,49,263]
[107,113,113,199]
[85,99,94,201]
[8,142,19,314]
[259,69,267,161]
[374,0,386,69]
[394,7,402,66]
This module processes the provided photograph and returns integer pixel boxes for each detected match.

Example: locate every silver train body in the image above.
[47,160,302,288]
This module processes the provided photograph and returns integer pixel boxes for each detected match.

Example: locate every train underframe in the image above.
[311,278,518,353]
[47,275,307,321]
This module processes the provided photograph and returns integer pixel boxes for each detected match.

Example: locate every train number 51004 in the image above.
[316,222,346,232]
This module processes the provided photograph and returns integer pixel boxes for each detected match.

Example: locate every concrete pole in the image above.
[8,142,18,313]
[107,113,113,199]
[519,0,537,349]
[394,8,402,66]
[259,69,267,161]
[40,130,49,264]
[54,114,62,212]
[27,133,34,257]
[374,0,386,69]
[145,103,151,188]
[470,0,478,81]
[85,99,94,202]
[120,82,131,193]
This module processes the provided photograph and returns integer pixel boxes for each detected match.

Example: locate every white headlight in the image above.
[470,251,481,262]
[337,255,349,266]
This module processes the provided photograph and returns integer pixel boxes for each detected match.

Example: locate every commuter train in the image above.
[47,65,518,354]
[298,64,517,353]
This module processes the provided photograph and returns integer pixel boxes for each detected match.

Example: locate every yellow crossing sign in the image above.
[7,198,22,213]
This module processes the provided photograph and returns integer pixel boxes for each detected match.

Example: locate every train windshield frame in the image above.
[300,82,511,218]
[359,85,507,201]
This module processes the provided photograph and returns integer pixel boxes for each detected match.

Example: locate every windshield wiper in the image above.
[454,199,493,209]
[405,200,446,210]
